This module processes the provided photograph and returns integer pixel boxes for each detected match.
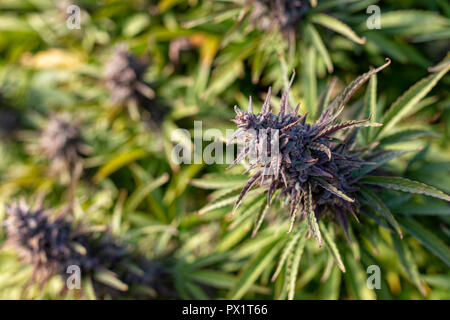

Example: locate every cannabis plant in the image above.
[1,0,448,301]
[243,0,312,36]
[179,0,449,104]
[105,45,153,106]
[3,199,175,299]
[195,57,450,299]
[105,44,168,123]
[39,115,88,180]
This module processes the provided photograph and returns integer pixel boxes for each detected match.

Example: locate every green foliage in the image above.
[0,0,449,300]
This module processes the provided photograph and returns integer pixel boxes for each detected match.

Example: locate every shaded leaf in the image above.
[391,233,426,296]
[398,217,450,266]
[359,186,402,237]
[306,23,333,73]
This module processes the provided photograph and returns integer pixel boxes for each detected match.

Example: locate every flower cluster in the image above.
[247,0,311,33]
[104,44,153,106]
[228,60,391,241]
[104,44,168,124]
[40,115,87,175]
[3,200,173,298]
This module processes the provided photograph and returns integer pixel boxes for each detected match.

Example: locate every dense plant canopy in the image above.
[0,0,449,300]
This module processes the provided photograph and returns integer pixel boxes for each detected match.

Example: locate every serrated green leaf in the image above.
[379,64,450,137]
[320,222,346,273]
[306,23,333,73]
[302,46,317,114]
[315,77,337,120]
[364,32,429,67]
[378,129,439,146]
[197,188,242,215]
[324,58,390,115]
[228,193,266,230]
[190,175,248,189]
[233,227,285,259]
[271,223,307,282]
[376,10,450,37]
[360,176,450,202]
[395,203,450,216]
[364,73,377,141]
[354,149,413,178]
[287,230,307,300]
[359,186,402,237]
[311,13,366,44]
[229,240,285,299]
[306,184,322,247]
[252,197,269,237]
[217,218,252,253]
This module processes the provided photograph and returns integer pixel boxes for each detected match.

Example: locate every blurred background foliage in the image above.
[0,0,449,299]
